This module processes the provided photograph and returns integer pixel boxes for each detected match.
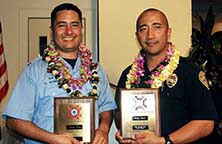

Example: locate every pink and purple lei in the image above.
[126,44,180,89]
[42,44,99,98]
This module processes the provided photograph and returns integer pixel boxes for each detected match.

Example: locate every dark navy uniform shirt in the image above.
[115,57,218,144]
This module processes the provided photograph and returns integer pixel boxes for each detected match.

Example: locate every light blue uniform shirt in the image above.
[3,56,117,144]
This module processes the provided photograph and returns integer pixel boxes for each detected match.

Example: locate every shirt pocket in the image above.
[163,83,184,103]
[42,76,67,97]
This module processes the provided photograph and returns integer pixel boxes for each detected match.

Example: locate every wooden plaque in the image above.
[54,97,95,143]
[120,88,161,138]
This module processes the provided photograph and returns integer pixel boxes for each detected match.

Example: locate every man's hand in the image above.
[115,130,132,144]
[6,118,83,144]
[131,131,164,144]
[49,133,83,144]
[115,130,164,144]
[92,111,113,144]
[92,128,108,144]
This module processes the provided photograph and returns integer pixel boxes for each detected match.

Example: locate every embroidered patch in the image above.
[166,73,178,88]
[198,71,209,90]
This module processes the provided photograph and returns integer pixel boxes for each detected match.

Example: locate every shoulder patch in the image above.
[198,71,209,90]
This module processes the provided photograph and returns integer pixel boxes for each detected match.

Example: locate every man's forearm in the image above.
[98,110,113,133]
[114,111,120,130]
[6,118,55,143]
[168,120,214,144]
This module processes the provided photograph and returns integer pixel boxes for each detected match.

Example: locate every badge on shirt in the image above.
[166,73,178,88]
[198,71,210,90]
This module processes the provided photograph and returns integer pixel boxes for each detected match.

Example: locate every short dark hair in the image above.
[50,3,82,28]
[136,8,169,32]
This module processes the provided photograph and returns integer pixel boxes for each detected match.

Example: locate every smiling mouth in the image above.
[63,37,74,41]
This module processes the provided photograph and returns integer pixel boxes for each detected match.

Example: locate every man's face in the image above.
[136,11,171,56]
[52,10,82,53]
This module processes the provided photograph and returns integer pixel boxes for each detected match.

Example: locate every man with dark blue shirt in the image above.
[115,8,218,144]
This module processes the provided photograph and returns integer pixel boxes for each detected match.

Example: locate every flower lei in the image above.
[42,44,99,98]
[126,44,180,89]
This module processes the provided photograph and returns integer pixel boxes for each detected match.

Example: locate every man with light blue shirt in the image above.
[2,3,116,144]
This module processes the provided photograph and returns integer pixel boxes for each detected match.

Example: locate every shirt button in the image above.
[166,92,170,96]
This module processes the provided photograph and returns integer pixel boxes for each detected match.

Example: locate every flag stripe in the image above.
[0,21,9,102]
[0,60,7,77]
[0,72,8,89]
[0,21,2,32]
[0,81,9,101]
[0,52,4,66]
[0,40,3,54]
[0,45,3,55]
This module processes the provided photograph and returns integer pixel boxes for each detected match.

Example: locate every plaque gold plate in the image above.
[54,97,95,143]
[120,88,161,138]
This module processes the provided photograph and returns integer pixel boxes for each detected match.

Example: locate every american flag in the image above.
[0,21,9,102]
